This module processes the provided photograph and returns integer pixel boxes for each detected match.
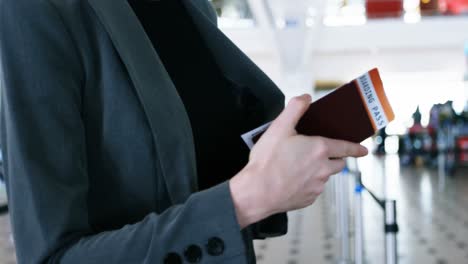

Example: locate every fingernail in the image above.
[302,94,312,101]
[361,146,369,155]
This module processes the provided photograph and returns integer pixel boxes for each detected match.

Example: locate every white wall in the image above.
[223,16,468,81]
[221,16,468,133]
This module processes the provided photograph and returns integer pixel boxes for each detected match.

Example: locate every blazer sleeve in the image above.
[0,1,247,263]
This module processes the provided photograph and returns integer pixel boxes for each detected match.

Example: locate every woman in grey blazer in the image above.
[0,0,368,263]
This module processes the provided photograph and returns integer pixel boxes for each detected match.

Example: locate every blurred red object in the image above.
[366,0,403,18]
[458,137,468,163]
[409,123,426,134]
[457,136,468,150]
[460,152,468,163]
[420,0,440,15]
[445,0,468,14]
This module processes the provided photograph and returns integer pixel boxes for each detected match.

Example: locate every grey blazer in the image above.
[0,0,286,263]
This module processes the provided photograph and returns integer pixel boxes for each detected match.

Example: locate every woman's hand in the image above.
[230,94,368,228]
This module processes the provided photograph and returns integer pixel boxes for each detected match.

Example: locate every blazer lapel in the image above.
[87,0,197,204]
[183,0,285,122]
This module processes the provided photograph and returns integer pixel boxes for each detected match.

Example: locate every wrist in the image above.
[229,166,271,229]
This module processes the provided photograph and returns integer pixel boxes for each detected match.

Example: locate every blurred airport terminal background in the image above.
[2,0,468,263]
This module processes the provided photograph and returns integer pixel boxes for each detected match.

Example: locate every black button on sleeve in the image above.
[164,252,182,264]
[184,244,203,263]
[206,237,225,256]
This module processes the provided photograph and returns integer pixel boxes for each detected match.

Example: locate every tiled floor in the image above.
[1,154,468,263]
[254,154,468,264]
[0,215,15,264]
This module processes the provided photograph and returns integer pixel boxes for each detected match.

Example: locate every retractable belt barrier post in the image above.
[354,171,364,264]
[336,170,351,264]
[0,205,7,216]
[349,165,399,264]
[437,128,447,192]
[384,200,398,264]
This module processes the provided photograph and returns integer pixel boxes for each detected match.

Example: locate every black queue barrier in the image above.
[0,205,7,216]
[353,169,399,264]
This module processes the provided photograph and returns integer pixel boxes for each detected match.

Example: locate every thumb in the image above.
[269,94,312,136]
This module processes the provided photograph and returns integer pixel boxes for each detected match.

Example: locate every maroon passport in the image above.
[241,68,395,148]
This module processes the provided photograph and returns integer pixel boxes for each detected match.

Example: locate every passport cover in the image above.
[241,68,395,149]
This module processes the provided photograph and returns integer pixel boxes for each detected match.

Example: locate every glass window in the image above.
[209,0,256,28]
